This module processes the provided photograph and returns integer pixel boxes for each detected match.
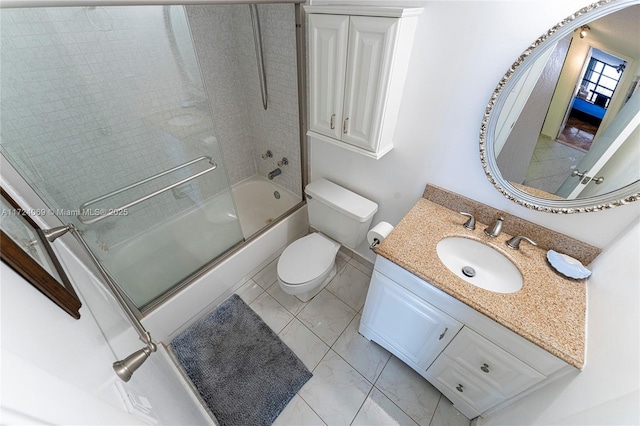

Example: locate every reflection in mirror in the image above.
[482,0,640,213]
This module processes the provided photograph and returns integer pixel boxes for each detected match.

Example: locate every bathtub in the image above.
[100,175,306,342]
[233,175,301,238]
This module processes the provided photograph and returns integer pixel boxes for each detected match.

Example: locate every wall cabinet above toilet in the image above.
[306,6,422,159]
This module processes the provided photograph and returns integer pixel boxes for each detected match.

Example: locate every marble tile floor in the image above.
[235,249,471,426]
[524,134,586,194]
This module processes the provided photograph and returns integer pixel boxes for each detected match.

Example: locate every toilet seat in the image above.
[278,233,339,285]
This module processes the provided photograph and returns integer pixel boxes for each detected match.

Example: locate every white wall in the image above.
[1,262,143,425]
[478,218,640,425]
[311,0,640,260]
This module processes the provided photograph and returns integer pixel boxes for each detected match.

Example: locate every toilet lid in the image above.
[278,233,338,285]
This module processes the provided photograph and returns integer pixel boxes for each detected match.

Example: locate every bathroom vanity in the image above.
[360,193,594,419]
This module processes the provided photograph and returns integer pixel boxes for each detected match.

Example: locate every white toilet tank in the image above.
[305,179,378,250]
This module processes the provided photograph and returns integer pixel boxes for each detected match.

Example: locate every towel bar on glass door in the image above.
[77,156,217,225]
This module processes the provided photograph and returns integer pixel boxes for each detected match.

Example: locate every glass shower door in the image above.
[0,6,244,308]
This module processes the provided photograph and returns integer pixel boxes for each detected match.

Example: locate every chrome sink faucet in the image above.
[484,217,504,238]
[506,235,537,250]
[458,212,476,230]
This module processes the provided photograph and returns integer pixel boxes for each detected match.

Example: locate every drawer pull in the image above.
[456,384,464,393]
[343,117,349,134]
[481,363,490,373]
[438,327,448,340]
[330,114,336,129]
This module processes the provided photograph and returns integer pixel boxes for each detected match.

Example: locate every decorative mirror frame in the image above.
[1,188,81,319]
[480,0,640,213]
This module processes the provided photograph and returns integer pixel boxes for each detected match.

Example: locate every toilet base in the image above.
[281,263,338,302]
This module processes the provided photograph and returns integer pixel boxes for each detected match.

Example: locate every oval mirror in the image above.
[481,0,640,213]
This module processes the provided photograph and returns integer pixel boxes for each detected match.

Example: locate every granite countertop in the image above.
[375,198,586,369]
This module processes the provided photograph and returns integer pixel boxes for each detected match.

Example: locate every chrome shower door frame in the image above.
[139,2,309,317]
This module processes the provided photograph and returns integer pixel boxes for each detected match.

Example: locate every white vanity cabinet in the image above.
[360,256,573,419]
[306,6,421,159]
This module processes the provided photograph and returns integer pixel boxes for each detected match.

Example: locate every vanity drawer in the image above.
[432,327,545,399]
[426,353,502,417]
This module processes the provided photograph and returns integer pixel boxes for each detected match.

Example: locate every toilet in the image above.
[277,179,378,302]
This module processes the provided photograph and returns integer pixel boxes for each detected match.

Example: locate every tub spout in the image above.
[268,168,282,180]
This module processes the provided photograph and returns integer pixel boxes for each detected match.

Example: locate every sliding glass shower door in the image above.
[0,6,244,308]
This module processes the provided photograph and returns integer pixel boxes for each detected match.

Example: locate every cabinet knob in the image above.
[481,363,490,373]
[456,384,464,393]
[343,117,349,134]
[438,327,448,340]
[330,114,336,130]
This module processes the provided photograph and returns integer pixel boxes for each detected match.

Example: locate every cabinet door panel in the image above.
[308,14,349,140]
[361,271,462,369]
[342,16,397,151]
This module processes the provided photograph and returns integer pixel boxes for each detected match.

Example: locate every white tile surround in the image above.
[232,250,471,426]
[0,4,301,252]
[186,4,302,197]
[0,6,227,247]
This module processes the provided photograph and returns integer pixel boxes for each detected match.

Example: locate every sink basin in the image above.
[436,237,523,293]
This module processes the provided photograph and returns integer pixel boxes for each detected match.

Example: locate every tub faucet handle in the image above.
[484,217,504,238]
[506,236,537,250]
[277,157,289,167]
[458,212,476,230]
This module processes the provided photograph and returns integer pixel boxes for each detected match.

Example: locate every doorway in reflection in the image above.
[556,48,626,153]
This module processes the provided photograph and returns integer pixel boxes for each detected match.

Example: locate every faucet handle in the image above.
[506,236,537,250]
[458,212,476,230]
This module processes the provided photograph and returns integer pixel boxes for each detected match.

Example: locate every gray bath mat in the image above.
[171,294,312,426]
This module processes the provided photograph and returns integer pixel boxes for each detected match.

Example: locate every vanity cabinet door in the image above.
[308,14,349,140]
[360,271,462,369]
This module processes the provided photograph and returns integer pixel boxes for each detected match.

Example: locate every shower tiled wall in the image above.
[1,4,302,256]
[187,4,302,197]
[0,6,235,249]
